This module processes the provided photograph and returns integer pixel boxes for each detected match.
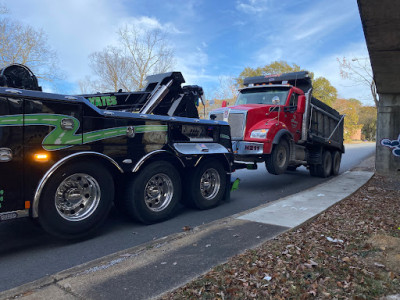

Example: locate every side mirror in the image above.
[297,95,306,113]
[272,99,280,105]
[272,96,280,105]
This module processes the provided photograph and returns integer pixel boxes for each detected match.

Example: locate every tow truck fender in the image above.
[132,150,185,173]
[173,143,232,172]
[32,152,123,218]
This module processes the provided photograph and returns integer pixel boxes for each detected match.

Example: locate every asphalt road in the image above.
[0,143,375,292]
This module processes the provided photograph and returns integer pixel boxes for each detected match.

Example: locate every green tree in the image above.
[332,98,361,141]
[358,106,377,141]
[235,66,263,86]
[236,61,337,106]
[312,77,338,107]
[236,61,301,86]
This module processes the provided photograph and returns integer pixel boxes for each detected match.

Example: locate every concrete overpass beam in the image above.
[376,94,400,175]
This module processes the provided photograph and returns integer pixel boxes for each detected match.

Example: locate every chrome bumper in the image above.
[232,141,263,155]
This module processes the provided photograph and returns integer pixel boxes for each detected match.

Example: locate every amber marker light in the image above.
[34,153,50,162]
[25,201,31,209]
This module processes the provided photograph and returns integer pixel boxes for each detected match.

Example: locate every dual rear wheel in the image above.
[39,158,227,238]
[118,159,227,223]
[309,149,341,178]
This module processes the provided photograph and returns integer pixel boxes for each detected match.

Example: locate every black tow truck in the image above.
[0,64,233,238]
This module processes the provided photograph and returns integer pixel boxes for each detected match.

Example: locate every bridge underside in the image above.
[358,0,400,175]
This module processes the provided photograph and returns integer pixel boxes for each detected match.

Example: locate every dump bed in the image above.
[308,97,344,152]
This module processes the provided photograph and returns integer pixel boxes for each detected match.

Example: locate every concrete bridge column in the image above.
[376,94,400,175]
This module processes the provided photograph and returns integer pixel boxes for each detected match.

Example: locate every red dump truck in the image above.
[210,71,344,177]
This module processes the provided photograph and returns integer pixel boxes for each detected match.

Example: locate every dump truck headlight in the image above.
[250,129,268,139]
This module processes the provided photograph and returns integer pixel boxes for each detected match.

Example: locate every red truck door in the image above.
[284,91,303,142]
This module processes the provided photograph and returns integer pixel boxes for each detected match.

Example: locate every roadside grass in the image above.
[162,174,400,299]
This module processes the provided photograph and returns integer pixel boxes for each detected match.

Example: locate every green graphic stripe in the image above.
[0,114,167,151]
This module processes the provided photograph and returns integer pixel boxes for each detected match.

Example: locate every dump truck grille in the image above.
[212,110,247,140]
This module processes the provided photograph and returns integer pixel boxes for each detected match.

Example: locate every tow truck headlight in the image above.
[250,129,268,139]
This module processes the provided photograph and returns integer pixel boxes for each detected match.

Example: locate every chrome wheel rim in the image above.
[144,173,174,212]
[55,173,101,221]
[200,168,221,200]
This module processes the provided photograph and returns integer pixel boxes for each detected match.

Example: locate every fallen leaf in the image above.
[342,257,351,263]
[389,271,395,280]
[309,259,318,266]
[308,290,317,296]
[374,262,385,268]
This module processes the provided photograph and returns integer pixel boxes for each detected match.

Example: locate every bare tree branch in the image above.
[0,11,63,84]
[81,24,175,93]
[337,57,378,107]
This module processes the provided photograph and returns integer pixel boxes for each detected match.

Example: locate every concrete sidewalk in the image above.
[1,161,374,300]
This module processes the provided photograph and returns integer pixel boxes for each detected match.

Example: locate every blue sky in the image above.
[5,0,373,105]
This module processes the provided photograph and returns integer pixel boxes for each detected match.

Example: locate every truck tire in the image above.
[331,151,341,176]
[316,150,332,178]
[38,162,114,239]
[185,159,226,210]
[265,139,289,175]
[122,161,181,224]
[309,164,318,177]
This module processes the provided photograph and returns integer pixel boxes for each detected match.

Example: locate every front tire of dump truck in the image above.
[38,162,114,239]
[265,139,290,175]
[184,159,227,210]
[122,161,181,224]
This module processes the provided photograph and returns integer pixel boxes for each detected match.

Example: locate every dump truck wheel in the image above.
[309,164,318,177]
[185,159,226,210]
[123,161,181,224]
[266,139,289,175]
[316,150,332,178]
[38,162,114,239]
[331,151,341,176]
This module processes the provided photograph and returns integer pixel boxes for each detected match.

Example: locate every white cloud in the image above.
[309,43,375,105]
[175,46,216,84]
[4,0,185,92]
[236,0,269,14]
[119,16,183,34]
[251,1,358,67]
[6,0,127,83]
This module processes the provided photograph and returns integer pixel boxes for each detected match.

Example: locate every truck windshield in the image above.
[236,87,290,105]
